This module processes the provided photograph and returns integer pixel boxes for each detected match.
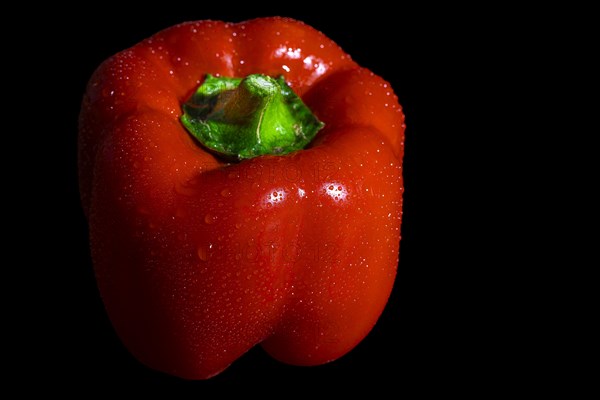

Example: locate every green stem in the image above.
[181,74,324,160]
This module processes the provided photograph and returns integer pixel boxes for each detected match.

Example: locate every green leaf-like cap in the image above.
[181,74,324,160]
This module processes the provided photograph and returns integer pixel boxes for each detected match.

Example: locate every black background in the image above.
[38,4,511,391]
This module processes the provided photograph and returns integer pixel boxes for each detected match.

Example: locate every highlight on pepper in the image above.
[79,17,405,380]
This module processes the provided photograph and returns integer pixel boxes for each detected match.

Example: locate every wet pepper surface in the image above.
[79,17,405,379]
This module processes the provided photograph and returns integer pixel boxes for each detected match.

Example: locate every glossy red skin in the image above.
[79,17,405,379]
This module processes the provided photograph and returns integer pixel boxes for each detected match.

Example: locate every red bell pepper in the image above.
[79,17,405,379]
